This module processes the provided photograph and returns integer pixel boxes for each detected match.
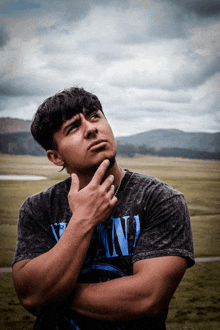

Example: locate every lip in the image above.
[88,139,108,151]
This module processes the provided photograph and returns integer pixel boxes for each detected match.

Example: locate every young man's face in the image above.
[48,110,117,175]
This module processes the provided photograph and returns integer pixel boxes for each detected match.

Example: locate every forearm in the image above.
[13,216,94,313]
[71,276,156,321]
[71,256,187,321]
[13,161,118,314]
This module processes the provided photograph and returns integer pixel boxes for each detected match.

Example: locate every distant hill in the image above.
[0,131,45,156]
[117,129,220,153]
[0,118,219,160]
[116,140,220,160]
[0,117,31,134]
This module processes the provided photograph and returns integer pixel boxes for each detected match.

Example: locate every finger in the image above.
[109,195,118,208]
[70,173,80,193]
[106,185,117,201]
[110,184,115,192]
[91,159,110,185]
[106,184,115,199]
[108,184,115,200]
[101,174,115,191]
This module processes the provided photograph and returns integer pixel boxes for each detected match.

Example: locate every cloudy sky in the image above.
[0,0,220,136]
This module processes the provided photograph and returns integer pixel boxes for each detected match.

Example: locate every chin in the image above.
[91,153,116,172]
[108,156,116,169]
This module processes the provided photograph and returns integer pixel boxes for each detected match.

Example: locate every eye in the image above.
[90,112,100,120]
[66,123,78,135]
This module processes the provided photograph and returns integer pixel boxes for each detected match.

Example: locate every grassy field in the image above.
[0,154,220,329]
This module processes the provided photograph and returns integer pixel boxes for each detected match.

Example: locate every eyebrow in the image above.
[62,109,100,134]
[62,115,80,134]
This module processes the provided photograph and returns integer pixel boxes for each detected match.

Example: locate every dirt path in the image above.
[194,256,220,262]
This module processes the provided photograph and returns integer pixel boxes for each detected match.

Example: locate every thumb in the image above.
[70,173,80,192]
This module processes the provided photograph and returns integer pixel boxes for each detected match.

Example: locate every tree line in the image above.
[0,132,219,160]
[117,143,220,160]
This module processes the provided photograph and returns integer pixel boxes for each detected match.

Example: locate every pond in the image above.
[0,175,47,180]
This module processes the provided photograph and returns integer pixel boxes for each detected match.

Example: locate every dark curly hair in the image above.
[31,87,104,151]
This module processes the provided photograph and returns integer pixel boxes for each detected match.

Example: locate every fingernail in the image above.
[110,175,114,180]
[111,185,115,190]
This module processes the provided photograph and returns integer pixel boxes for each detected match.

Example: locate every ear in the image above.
[47,149,65,167]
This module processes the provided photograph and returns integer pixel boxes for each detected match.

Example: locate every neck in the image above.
[70,161,124,191]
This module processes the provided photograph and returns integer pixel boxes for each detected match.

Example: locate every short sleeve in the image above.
[12,198,56,266]
[132,194,195,268]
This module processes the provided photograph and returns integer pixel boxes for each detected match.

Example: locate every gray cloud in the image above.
[109,46,220,92]
[0,77,48,97]
[174,0,220,17]
[0,0,40,14]
[0,0,219,134]
[0,21,10,48]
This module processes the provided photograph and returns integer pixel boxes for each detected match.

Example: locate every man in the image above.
[12,87,194,330]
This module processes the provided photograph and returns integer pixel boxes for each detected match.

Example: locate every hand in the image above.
[68,159,118,228]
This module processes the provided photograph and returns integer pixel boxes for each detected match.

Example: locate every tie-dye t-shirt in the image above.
[13,170,195,330]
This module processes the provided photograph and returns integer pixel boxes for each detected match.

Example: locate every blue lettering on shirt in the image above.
[50,222,68,242]
[50,216,141,329]
[96,215,141,259]
[51,216,141,259]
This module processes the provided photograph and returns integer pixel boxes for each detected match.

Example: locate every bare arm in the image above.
[12,159,117,315]
[71,256,187,321]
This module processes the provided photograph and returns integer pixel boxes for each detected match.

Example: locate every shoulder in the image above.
[124,169,183,201]
[20,177,71,215]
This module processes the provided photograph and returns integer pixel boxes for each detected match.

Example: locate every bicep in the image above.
[13,206,56,265]
[12,259,32,299]
[133,256,187,313]
[133,195,195,268]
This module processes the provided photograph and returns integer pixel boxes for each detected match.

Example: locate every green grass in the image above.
[166,262,220,329]
[0,154,220,329]
[0,154,69,268]
[0,273,35,330]
[1,263,219,330]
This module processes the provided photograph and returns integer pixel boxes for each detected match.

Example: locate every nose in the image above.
[83,118,98,139]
